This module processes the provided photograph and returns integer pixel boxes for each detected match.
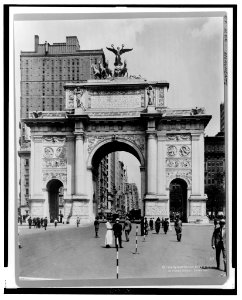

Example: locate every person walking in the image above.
[149,218,154,231]
[112,218,123,248]
[54,218,58,228]
[28,217,32,229]
[37,217,41,228]
[155,217,161,234]
[174,215,182,241]
[144,217,149,236]
[105,220,113,248]
[163,218,169,234]
[212,219,226,271]
[94,217,100,238]
[43,217,48,230]
[123,217,132,242]
[76,216,80,227]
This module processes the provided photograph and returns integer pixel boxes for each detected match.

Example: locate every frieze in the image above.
[166,170,192,188]
[43,136,66,144]
[43,172,67,184]
[167,134,191,141]
[42,159,67,168]
[89,89,143,96]
[87,134,145,154]
[44,147,54,158]
[90,94,142,109]
[166,145,191,158]
[166,158,191,168]
[88,111,141,117]
[145,203,168,216]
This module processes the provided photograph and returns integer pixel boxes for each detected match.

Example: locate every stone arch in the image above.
[87,136,145,169]
[169,178,188,222]
[46,179,63,221]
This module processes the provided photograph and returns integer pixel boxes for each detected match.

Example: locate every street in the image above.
[18,223,226,280]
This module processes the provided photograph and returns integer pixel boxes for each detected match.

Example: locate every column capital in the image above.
[74,132,85,140]
[191,132,201,141]
[146,130,157,139]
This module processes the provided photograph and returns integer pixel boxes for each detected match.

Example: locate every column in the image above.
[147,132,157,195]
[140,166,146,216]
[75,133,85,195]
[66,136,75,196]
[199,132,205,195]
[191,133,201,195]
[32,136,43,197]
[157,134,166,195]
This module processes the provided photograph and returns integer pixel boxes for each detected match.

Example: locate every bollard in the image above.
[116,237,119,279]
[132,225,139,254]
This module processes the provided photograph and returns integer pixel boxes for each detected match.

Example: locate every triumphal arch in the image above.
[24,46,211,224]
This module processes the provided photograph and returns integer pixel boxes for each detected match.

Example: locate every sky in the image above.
[14,12,225,197]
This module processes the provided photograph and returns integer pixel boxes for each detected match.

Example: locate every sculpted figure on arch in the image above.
[106,44,133,66]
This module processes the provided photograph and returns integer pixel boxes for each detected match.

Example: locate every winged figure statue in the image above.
[106,44,133,66]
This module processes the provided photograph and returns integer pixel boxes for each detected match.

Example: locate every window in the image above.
[25,159,29,166]
[26,188,29,195]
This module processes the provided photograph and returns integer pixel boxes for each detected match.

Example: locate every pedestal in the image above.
[187,195,209,224]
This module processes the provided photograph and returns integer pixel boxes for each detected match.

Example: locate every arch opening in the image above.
[90,140,143,220]
[46,179,63,222]
[169,178,188,222]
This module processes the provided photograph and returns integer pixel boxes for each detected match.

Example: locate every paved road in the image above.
[18,223,226,280]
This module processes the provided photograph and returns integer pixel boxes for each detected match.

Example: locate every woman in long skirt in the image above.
[105,220,113,248]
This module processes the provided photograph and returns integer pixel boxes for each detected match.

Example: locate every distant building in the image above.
[18,35,105,216]
[125,183,139,212]
[204,133,225,188]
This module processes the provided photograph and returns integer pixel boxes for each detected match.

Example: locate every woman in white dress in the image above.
[105,220,113,248]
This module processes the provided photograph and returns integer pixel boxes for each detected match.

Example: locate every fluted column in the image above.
[157,133,166,195]
[191,133,201,195]
[147,131,157,195]
[140,166,146,215]
[75,133,85,195]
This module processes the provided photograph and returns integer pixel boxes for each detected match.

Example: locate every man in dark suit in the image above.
[113,218,123,248]
[212,219,226,271]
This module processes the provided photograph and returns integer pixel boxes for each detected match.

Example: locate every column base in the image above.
[145,199,169,219]
[188,195,208,224]
[64,196,91,225]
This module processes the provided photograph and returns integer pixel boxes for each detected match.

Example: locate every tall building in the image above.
[220,103,225,132]
[18,35,105,216]
[125,183,139,212]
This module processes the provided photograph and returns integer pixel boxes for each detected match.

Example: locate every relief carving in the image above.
[167,145,177,156]
[166,158,191,168]
[179,145,191,156]
[43,172,67,184]
[145,204,167,216]
[167,170,192,188]
[167,134,191,141]
[44,147,54,158]
[158,88,164,107]
[190,205,202,216]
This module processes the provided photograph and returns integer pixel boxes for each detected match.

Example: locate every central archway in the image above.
[88,137,145,219]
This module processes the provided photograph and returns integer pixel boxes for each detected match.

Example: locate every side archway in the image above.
[46,179,63,221]
[169,178,188,222]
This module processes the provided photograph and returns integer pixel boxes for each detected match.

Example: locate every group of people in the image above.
[140,216,171,235]
[27,216,48,230]
[94,217,132,248]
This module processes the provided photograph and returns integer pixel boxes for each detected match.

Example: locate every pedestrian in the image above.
[163,218,169,234]
[149,218,154,231]
[212,219,226,271]
[155,217,161,234]
[43,217,48,230]
[123,217,132,242]
[37,217,41,228]
[94,217,100,238]
[28,217,32,229]
[18,229,22,249]
[105,220,113,248]
[54,218,58,227]
[174,215,182,241]
[20,216,23,225]
[112,218,123,248]
[161,217,164,228]
[144,217,149,235]
[140,216,145,236]
[76,216,80,227]
[40,217,44,227]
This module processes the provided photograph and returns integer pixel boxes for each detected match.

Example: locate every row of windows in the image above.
[22,57,98,67]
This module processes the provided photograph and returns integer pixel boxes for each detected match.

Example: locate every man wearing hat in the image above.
[112,218,123,248]
[211,218,226,272]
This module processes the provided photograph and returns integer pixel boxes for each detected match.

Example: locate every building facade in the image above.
[18,35,105,216]
[125,183,139,212]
